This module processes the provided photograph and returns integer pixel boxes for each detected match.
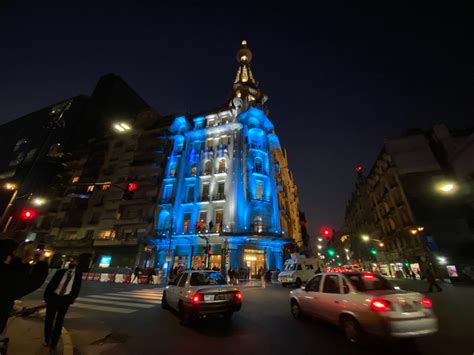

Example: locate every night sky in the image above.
[1,1,473,233]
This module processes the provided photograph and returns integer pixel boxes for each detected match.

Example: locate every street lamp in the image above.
[361,235,370,242]
[5,183,17,190]
[32,197,47,206]
[113,122,132,133]
[317,244,322,250]
[435,181,458,194]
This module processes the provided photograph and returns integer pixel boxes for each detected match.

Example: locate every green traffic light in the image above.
[370,248,377,255]
[337,262,342,266]
[328,248,335,257]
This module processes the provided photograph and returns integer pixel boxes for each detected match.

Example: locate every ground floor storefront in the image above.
[153,234,288,278]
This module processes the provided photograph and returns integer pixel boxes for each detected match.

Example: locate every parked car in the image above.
[290,272,438,343]
[162,270,242,324]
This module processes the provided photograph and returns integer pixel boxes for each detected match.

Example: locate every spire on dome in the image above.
[228,40,267,110]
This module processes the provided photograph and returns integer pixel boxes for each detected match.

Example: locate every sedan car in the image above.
[162,270,242,324]
[290,272,438,343]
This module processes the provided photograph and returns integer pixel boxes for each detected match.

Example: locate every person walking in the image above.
[43,257,83,351]
[234,268,240,285]
[0,240,49,354]
[228,268,234,285]
[425,267,442,292]
[132,266,140,284]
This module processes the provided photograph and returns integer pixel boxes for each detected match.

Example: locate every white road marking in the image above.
[87,295,161,304]
[71,303,136,314]
[75,297,155,308]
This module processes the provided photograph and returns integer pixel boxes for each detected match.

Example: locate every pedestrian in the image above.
[411,271,416,280]
[425,268,442,292]
[132,266,140,284]
[43,257,83,351]
[0,240,49,354]
[315,267,322,274]
[260,266,266,288]
[228,268,234,284]
[234,268,240,285]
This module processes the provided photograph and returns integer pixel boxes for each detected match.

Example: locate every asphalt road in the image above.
[22,278,474,355]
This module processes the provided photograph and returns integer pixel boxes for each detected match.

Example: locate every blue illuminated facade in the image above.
[152,41,297,277]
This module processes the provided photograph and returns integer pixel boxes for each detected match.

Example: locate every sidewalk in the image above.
[5,305,72,355]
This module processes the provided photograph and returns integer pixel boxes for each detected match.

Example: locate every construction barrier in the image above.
[99,273,109,282]
[139,275,148,284]
[123,275,131,283]
[115,274,124,283]
[92,273,101,281]
[82,272,89,280]
[107,274,116,283]
[81,273,153,284]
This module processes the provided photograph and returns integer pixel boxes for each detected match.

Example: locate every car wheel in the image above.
[341,316,364,344]
[290,299,303,320]
[179,303,194,326]
[161,292,170,310]
[295,278,302,288]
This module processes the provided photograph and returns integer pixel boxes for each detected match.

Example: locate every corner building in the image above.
[155,41,301,277]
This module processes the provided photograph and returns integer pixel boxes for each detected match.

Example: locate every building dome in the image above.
[236,40,252,64]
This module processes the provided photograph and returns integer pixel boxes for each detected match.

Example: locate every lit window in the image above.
[87,185,95,192]
[101,181,111,190]
[256,181,263,199]
[191,164,197,176]
[72,176,80,183]
[98,230,115,240]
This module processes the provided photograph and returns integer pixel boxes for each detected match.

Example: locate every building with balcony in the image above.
[154,41,301,277]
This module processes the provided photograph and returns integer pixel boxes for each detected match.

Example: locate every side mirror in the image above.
[301,286,306,291]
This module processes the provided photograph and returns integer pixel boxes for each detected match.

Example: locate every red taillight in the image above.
[421,297,433,308]
[362,273,376,281]
[370,299,391,312]
[192,293,202,304]
[235,291,242,301]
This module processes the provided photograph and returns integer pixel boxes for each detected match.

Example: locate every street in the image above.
[13,278,474,355]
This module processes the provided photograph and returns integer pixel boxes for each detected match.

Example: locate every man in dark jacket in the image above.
[0,239,49,352]
[43,257,82,350]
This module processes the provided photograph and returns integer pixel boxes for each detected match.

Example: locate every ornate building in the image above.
[154,41,301,277]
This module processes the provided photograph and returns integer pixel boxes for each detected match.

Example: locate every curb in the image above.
[61,326,74,355]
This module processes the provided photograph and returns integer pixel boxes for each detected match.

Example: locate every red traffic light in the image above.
[320,226,333,239]
[20,209,37,220]
[127,183,138,192]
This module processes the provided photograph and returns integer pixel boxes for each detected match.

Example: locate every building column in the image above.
[272,249,283,271]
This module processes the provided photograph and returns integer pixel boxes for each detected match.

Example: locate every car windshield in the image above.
[345,273,393,291]
[189,272,227,286]
[284,263,296,271]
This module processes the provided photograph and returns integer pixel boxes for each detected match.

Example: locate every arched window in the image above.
[218,159,226,173]
[254,157,263,173]
[158,210,171,234]
[169,163,177,177]
[254,216,263,232]
[190,164,197,176]
[204,160,212,175]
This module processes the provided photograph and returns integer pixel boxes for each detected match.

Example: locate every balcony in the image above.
[51,238,94,248]
[199,195,210,202]
[212,193,226,201]
[93,238,139,247]
[160,197,172,204]
[215,168,227,175]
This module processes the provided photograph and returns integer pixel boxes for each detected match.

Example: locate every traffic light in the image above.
[370,248,377,255]
[328,248,336,257]
[320,226,333,240]
[20,209,37,220]
[123,183,138,200]
[337,262,343,267]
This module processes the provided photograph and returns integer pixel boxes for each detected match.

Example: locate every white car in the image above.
[162,270,242,324]
[290,272,438,343]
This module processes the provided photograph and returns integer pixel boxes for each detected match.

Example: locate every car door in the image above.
[318,274,343,323]
[177,272,189,303]
[298,274,323,318]
[167,274,183,308]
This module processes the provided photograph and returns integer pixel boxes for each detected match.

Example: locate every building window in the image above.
[204,160,212,175]
[85,230,94,240]
[162,185,172,202]
[256,181,264,200]
[218,159,226,173]
[64,231,78,240]
[72,176,80,183]
[158,210,171,233]
[201,183,209,201]
[254,158,263,173]
[196,211,207,232]
[190,164,197,176]
[220,136,229,145]
[87,185,95,193]
[254,216,263,232]
[186,185,194,203]
[13,138,27,152]
[183,213,191,233]
[169,163,177,177]
[215,210,224,232]
[98,230,115,240]
[215,182,225,200]
[101,181,111,190]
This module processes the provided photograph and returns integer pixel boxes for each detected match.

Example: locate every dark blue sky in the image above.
[1,1,473,233]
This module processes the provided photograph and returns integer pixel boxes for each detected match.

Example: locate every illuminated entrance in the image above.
[243,249,265,279]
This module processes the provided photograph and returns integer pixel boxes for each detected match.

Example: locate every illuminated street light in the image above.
[4,183,17,190]
[113,122,132,133]
[317,245,322,250]
[344,248,349,253]
[318,238,322,242]
[379,242,384,247]
[435,181,458,194]
[417,227,424,232]
[32,197,47,206]
[361,235,370,242]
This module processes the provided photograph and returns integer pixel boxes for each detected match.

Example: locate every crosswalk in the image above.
[71,288,163,314]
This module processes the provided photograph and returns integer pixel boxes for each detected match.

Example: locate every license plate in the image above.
[214,294,226,300]
[204,295,214,301]
[401,303,415,312]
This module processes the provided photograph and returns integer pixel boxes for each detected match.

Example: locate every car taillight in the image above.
[192,292,202,304]
[234,291,242,301]
[370,299,391,312]
[421,297,433,308]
